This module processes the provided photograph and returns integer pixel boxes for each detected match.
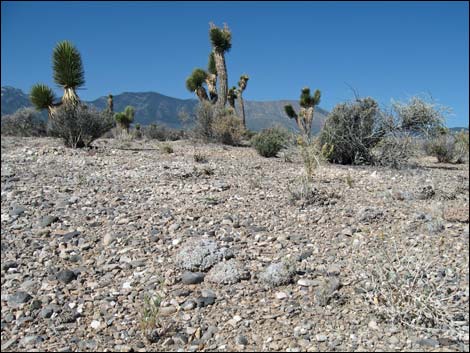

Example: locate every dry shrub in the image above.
[212,113,244,146]
[1,108,47,137]
[48,104,114,148]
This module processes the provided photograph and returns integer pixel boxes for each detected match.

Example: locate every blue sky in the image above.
[2,1,468,127]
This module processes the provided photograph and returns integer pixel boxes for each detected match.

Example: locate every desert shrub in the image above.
[48,104,114,148]
[359,239,466,336]
[193,152,208,163]
[425,132,468,163]
[242,129,257,140]
[319,97,385,165]
[161,143,174,154]
[1,108,47,137]
[391,96,447,135]
[212,113,244,145]
[142,123,182,141]
[251,126,289,157]
[193,101,215,142]
[372,132,419,169]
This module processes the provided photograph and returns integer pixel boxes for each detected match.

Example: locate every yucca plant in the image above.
[284,87,321,142]
[52,40,85,106]
[115,106,135,132]
[186,68,209,102]
[209,22,232,108]
[237,74,249,128]
[30,83,60,118]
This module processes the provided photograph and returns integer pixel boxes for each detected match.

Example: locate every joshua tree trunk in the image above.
[238,93,246,128]
[196,87,209,102]
[62,87,80,106]
[205,73,218,104]
[213,50,228,108]
[107,95,114,113]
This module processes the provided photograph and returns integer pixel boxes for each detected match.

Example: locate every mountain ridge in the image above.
[1,86,328,132]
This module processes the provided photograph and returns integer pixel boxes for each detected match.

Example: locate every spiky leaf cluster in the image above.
[300,87,321,108]
[53,41,85,89]
[208,53,217,75]
[228,86,238,107]
[209,23,232,53]
[30,84,56,111]
[284,104,298,119]
[186,68,208,92]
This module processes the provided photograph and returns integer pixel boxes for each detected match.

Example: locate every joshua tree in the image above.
[209,22,232,108]
[52,40,85,106]
[30,84,60,119]
[186,68,209,102]
[115,106,135,132]
[227,86,238,110]
[107,94,114,113]
[284,87,321,142]
[206,53,218,103]
[237,75,249,128]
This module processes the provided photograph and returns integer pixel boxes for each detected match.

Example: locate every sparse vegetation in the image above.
[193,151,208,163]
[1,108,47,137]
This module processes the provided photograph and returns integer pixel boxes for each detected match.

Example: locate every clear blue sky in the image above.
[2,1,468,127]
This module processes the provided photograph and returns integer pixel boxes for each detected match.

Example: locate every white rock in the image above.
[275,292,288,300]
[90,320,101,330]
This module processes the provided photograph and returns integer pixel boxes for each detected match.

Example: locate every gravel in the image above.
[1,137,468,352]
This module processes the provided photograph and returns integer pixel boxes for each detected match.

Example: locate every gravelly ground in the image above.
[1,136,469,352]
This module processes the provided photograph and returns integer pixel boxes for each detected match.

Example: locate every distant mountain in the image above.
[1,86,32,115]
[449,127,469,133]
[1,86,329,133]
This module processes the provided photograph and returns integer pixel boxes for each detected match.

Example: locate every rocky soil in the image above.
[1,136,469,352]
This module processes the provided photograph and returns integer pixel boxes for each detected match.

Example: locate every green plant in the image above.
[114,106,135,132]
[140,293,162,343]
[284,87,321,142]
[186,68,209,102]
[251,127,289,157]
[345,173,354,188]
[53,41,85,106]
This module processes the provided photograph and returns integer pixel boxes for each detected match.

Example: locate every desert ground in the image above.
[1,136,469,352]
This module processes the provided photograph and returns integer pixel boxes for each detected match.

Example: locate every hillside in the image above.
[1,87,327,132]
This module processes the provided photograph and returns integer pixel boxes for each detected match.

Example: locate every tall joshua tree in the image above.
[237,75,249,128]
[53,40,85,106]
[186,69,209,102]
[284,87,321,142]
[107,94,114,113]
[209,22,232,108]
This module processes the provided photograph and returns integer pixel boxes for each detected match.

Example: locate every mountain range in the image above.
[1,86,328,133]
